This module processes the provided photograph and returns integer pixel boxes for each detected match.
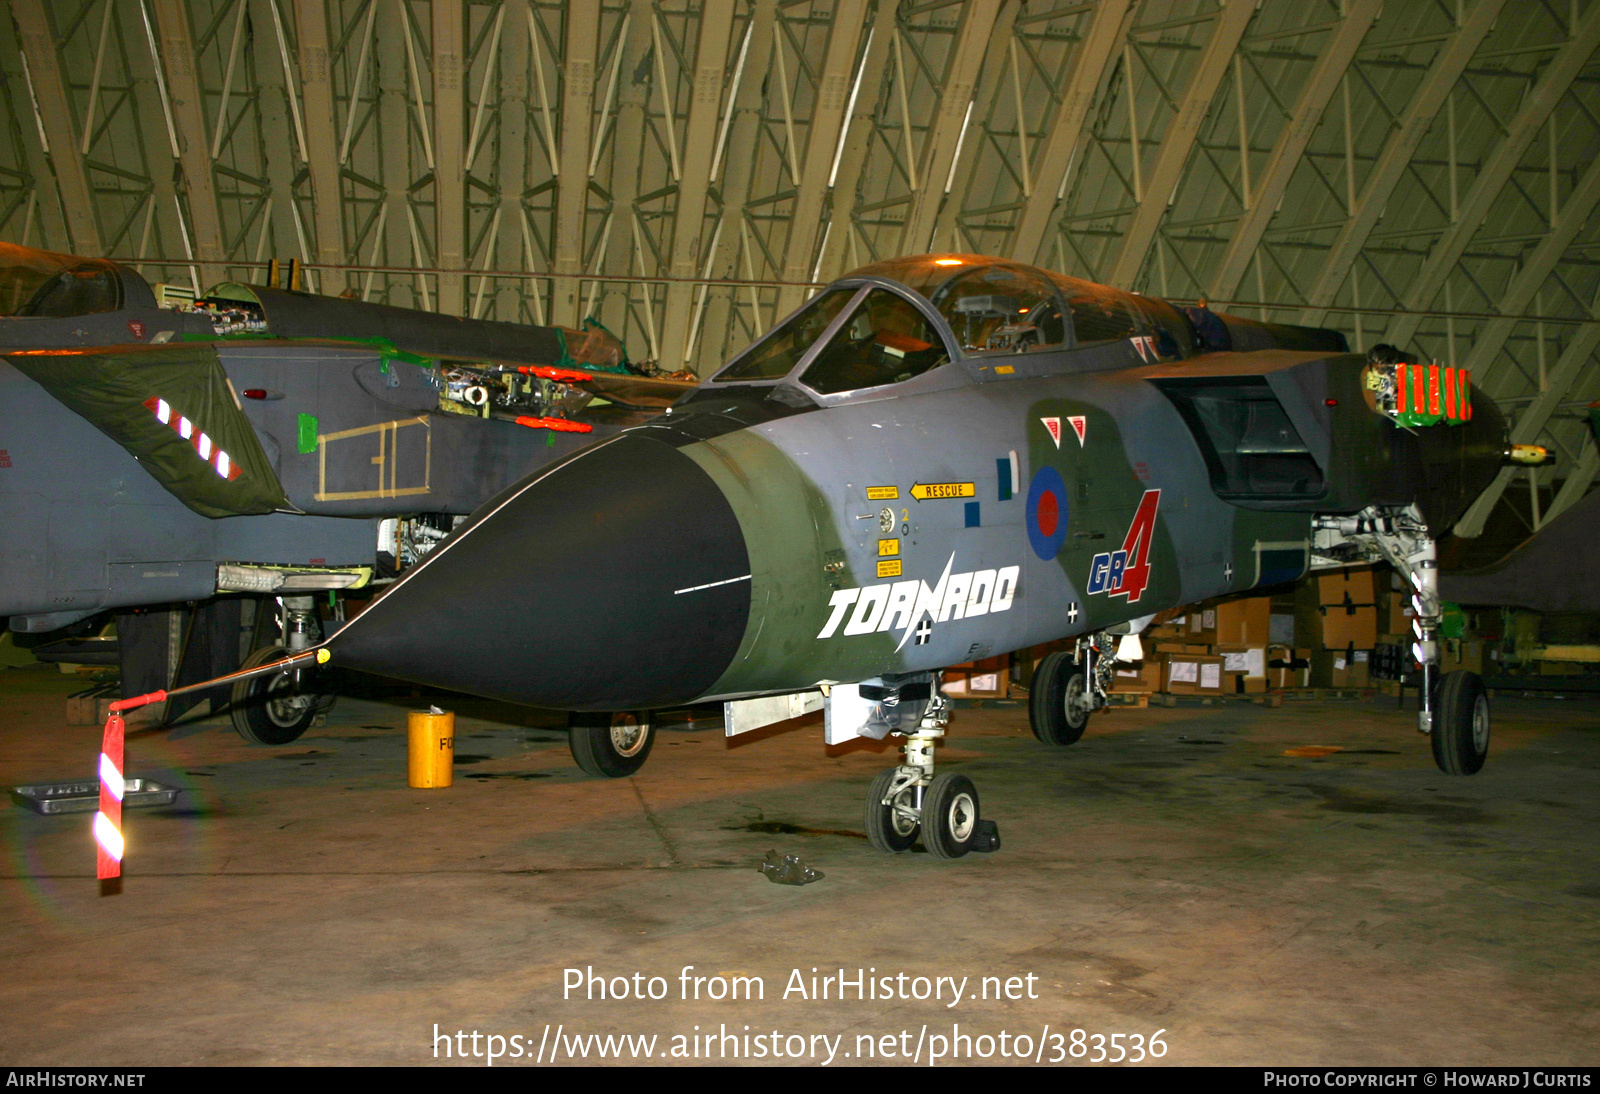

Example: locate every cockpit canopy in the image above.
[0,243,152,318]
[709,253,1193,397]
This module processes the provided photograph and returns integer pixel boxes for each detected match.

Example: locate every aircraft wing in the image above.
[1439,488,1600,612]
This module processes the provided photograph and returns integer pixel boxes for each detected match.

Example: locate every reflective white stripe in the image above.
[93,811,124,862]
[156,399,171,424]
[178,417,193,439]
[98,752,125,802]
[197,433,212,459]
[215,451,231,478]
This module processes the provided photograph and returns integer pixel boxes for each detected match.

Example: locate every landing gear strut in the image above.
[863,681,998,859]
[1029,631,1131,746]
[1314,504,1490,775]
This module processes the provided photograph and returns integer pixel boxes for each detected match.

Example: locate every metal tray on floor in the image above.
[9,779,180,816]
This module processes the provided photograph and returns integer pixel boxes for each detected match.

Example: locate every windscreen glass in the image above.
[713,287,856,383]
[800,288,950,395]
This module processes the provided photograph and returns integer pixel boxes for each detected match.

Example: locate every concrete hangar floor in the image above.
[0,665,1595,1067]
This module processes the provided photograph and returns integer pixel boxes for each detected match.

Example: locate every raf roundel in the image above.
[1025,464,1069,561]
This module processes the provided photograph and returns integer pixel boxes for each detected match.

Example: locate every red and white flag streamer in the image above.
[94,713,125,879]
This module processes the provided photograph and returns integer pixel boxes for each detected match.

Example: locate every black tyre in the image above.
[922,772,981,860]
[229,645,320,745]
[1431,670,1489,776]
[569,711,654,777]
[864,767,920,853]
[1029,649,1090,746]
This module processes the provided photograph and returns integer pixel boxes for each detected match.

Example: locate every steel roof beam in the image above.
[1459,153,1600,403]
[1104,0,1258,290]
[495,0,533,322]
[929,1,1020,257]
[151,0,226,286]
[1543,432,1598,525]
[697,0,781,365]
[552,3,600,327]
[1298,0,1507,327]
[814,0,902,286]
[1006,0,1132,265]
[773,0,869,316]
[1455,314,1600,535]
[431,1,465,315]
[291,0,348,295]
[11,0,104,255]
[658,0,737,370]
[897,0,1004,256]
[1207,0,1382,302]
[1383,11,1600,350]
[596,0,659,338]
[0,14,69,252]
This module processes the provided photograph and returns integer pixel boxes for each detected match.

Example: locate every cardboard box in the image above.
[1163,653,1225,695]
[942,671,1007,698]
[1218,645,1267,678]
[1213,596,1272,647]
[1317,567,1379,607]
[1110,661,1163,693]
[1185,609,1218,646]
[1153,641,1213,654]
[1268,646,1312,689]
[943,654,1009,698]
[1297,596,1379,649]
[1312,649,1371,687]
[1224,672,1269,695]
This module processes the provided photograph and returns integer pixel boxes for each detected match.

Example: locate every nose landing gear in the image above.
[862,682,1000,859]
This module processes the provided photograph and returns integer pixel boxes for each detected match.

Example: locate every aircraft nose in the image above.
[328,434,751,711]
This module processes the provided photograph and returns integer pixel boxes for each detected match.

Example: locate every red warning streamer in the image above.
[94,713,126,879]
[514,416,593,433]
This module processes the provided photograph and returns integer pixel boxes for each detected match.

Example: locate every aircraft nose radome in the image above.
[328,434,751,711]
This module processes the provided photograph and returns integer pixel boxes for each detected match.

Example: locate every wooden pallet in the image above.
[1272,687,1375,701]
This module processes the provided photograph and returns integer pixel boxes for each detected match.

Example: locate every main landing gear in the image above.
[1314,505,1490,775]
[230,596,336,745]
[1030,631,1131,746]
[568,711,655,777]
[862,680,999,859]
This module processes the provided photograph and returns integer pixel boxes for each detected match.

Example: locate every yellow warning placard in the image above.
[877,559,903,578]
[878,538,900,557]
[909,481,975,501]
[866,486,899,500]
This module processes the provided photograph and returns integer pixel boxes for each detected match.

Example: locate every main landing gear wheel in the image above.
[1030,650,1091,746]
[568,711,654,778]
[923,773,981,860]
[1431,670,1489,776]
[230,645,322,745]
[864,767,920,853]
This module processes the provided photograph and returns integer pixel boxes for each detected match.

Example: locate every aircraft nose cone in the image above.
[329,434,751,710]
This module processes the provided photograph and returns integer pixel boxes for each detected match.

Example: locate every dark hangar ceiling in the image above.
[2,0,1597,529]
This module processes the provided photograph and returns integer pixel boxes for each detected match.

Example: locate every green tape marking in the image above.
[297,413,319,454]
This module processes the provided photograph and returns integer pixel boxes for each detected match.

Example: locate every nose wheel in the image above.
[568,711,654,777]
[862,685,999,858]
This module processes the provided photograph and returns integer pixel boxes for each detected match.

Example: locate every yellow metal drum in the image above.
[407,710,455,788]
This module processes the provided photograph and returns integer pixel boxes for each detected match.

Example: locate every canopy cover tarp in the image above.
[6,344,287,517]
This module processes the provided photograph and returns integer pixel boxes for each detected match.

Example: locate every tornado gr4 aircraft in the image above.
[319,253,1522,859]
